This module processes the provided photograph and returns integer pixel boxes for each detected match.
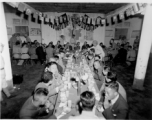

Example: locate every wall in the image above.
[4,13,41,43]
[41,12,105,46]
[105,17,143,47]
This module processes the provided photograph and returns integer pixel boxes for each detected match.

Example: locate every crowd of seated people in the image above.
[18,35,131,119]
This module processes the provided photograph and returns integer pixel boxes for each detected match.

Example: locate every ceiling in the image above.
[25,2,128,14]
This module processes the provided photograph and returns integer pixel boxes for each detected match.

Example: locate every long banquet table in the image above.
[53,54,105,119]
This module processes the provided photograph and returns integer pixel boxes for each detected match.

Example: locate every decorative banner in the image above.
[87,18,91,24]
[96,17,101,25]
[119,12,124,20]
[126,8,132,17]
[18,2,25,12]
[25,8,31,15]
[111,17,115,25]
[106,19,109,26]
[101,19,105,24]
[113,15,117,22]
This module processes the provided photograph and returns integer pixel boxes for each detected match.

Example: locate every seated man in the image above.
[87,54,95,71]
[49,57,64,75]
[57,50,66,70]
[126,46,137,66]
[97,82,128,119]
[100,70,127,102]
[69,91,104,119]
[19,88,61,119]
[113,44,127,65]
[93,60,105,89]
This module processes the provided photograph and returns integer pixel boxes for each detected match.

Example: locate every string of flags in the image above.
[16,2,147,31]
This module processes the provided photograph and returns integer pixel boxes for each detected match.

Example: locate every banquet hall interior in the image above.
[0,2,152,119]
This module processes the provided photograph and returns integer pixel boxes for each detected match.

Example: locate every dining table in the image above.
[51,53,105,119]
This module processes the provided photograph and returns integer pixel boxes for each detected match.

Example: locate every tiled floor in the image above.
[1,54,152,119]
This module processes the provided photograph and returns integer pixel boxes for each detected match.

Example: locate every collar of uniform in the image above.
[111,93,119,105]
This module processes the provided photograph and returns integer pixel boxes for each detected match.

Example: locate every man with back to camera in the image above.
[69,91,105,119]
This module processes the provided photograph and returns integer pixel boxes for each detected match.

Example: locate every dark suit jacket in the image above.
[19,96,57,119]
[102,94,128,119]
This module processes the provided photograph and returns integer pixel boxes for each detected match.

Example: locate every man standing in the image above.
[91,40,105,62]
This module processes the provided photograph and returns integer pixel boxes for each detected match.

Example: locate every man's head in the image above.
[16,34,20,40]
[15,41,21,46]
[46,62,58,74]
[105,81,119,100]
[105,71,117,83]
[60,35,65,40]
[87,54,94,60]
[33,88,49,107]
[92,40,98,47]
[41,71,53,85]
[93,60,101,69]
[100,42,103,47]
[80,91,95,111]
[94,55,100,61]
[102,66,110,76]
[128,45,132,50]
[59,50,65,58]
[54,55,59,63]
[77,42,80,46]
[89,48,95,54]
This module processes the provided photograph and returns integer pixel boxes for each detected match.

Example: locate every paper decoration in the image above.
[18,3,25,12]
[25,8,31,15]
[119,12,124,19]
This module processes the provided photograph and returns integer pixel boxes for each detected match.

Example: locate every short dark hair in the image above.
[90,48,95,53]
[80,91,95,111]
[33,88,48,100]
[103,66,110,71]
[54,55,59,60]
[106,71,117,83]
[40,71,53,83]
[95,55,101,59]
[128,45,132,49]
[121,44,125,47]
[15,41,20,45]
[45,62,57,68]
[105,81,119,92]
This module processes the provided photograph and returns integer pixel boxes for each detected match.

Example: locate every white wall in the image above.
[105,17,143,47]
[4,13,41,43]
[41,12,105,46]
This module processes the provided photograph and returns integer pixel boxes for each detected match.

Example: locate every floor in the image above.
[1,54,152,119]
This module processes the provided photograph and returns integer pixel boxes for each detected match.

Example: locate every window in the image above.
[15,26,29,36]
[115,28,128,40]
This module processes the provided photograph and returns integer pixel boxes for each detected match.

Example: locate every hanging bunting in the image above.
[111,16,115,25]
[132,4,140,14]
[25,8,31,15]
[87,18,91,24]
[117,14,122,23]
[96,17,102,25]
[101,19,105,25]
[119,12,124,20]
[113,15,117,23]
[106,19,109,26]
[18,2,26,12]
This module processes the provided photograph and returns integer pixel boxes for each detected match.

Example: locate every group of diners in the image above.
[19,45,128,119]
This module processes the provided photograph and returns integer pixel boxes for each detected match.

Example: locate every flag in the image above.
[18,3,25,12]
